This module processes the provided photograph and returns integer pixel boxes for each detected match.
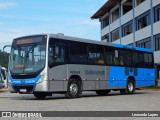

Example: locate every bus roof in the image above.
[14,33,153,53]
[49,34,153,53]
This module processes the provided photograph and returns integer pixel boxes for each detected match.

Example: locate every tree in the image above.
[0,50,9,69]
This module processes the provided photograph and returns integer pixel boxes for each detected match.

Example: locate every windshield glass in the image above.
[9,36,47,74]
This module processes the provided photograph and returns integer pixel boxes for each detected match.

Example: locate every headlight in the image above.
[8,77,12,84]
[36,73,45,83]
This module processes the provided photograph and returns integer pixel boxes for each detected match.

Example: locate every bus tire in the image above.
[34,92,47,99]
[96,90,110,96]
[65,79,82,99]
[126,80,135,94]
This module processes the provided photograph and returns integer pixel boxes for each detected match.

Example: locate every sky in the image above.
[0,0,107,52]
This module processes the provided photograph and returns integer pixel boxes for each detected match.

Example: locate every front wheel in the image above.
[34,92,47,99]
[65,79,82,99]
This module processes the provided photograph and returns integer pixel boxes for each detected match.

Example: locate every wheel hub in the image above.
[128,82,133,92]
[70,83,78,95]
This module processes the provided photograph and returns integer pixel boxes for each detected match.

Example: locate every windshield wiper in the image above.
[25,44,37,58]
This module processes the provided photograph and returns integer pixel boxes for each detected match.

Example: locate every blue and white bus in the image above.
[8,34,155,99]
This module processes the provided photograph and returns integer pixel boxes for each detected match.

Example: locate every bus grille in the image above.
[13,85,34,93]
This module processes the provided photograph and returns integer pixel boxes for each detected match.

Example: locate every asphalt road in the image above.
[0,89,160,120]
[0,89,160,111]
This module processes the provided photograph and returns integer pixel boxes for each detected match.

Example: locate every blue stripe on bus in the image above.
[134,47,153,53]
[10,75,41,85]
[113,43,153,53]
[113,43,124,48]
[107,66,155,88]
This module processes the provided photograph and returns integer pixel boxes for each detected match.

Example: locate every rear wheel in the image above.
[120,80,135,95]
[96,90,110,96]
[34,92,47,99]
[126,80,135,94]
[65,79,82,99]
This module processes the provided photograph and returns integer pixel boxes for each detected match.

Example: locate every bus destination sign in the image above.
[17,39,33,45]
[14,36,44,45]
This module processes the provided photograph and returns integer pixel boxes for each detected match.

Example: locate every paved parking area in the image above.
[0,89,160,119]
[0,89,159,111]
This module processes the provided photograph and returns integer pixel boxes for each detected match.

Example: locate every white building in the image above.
[91,0,160,79]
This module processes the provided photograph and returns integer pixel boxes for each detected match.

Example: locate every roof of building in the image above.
[91,0,119,19]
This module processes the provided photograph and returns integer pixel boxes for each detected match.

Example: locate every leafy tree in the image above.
[0,49,9,69]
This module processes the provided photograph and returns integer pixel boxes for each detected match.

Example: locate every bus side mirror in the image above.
[3,45,11,57]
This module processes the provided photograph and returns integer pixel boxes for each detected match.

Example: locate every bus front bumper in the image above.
[8,80,49,93]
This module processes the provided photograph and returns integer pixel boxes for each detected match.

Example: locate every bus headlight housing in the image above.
[37,73,46,83]
[9,79,12,84]
[8,76,12,84]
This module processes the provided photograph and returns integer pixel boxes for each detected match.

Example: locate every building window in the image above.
[154,33,160,51]
[122,0,133,15]
[122,21,132,37]
[136,11,150,30]
[111,28,119,42]
[136,37,151,49]
[136,0,145,6]
[154,4,160,22]
[101,34,109,42]
[112,8,119,22]
[101,16,109,29]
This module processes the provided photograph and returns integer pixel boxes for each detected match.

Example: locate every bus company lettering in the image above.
[85,70,105,75]
[70,71,80,75]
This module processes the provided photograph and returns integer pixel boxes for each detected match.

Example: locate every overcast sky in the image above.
[0,0,107,52]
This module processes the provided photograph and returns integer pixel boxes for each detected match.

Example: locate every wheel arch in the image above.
[128,76,135,82]
[69,75,82,88]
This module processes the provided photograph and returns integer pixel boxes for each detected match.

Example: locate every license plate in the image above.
[20,89,27,93]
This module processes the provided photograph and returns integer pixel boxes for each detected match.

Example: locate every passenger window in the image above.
[88,45,104,64]
[144,53,153,68]
[113,53,119,65]
[69,42,88,64]
[118,50,124,65]
[124,50,132,66]
[105,47,115,65]
[132,51,139,67]
[138,52,144,67]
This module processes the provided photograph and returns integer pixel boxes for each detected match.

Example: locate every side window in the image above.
[118,50,125,66]
[48,39,66,66]
[88,45,104,64]
[124,50,132,66]
[105,47,114,65]
[144,53,154,68]
[132,51,139,67]
[105,47,123,66]
[132,51,144,67]
[113,50,120,65]
[69,42,88,64]
[138,52,144,67]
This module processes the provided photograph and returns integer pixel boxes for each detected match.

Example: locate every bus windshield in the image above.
[9,36,47,74]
